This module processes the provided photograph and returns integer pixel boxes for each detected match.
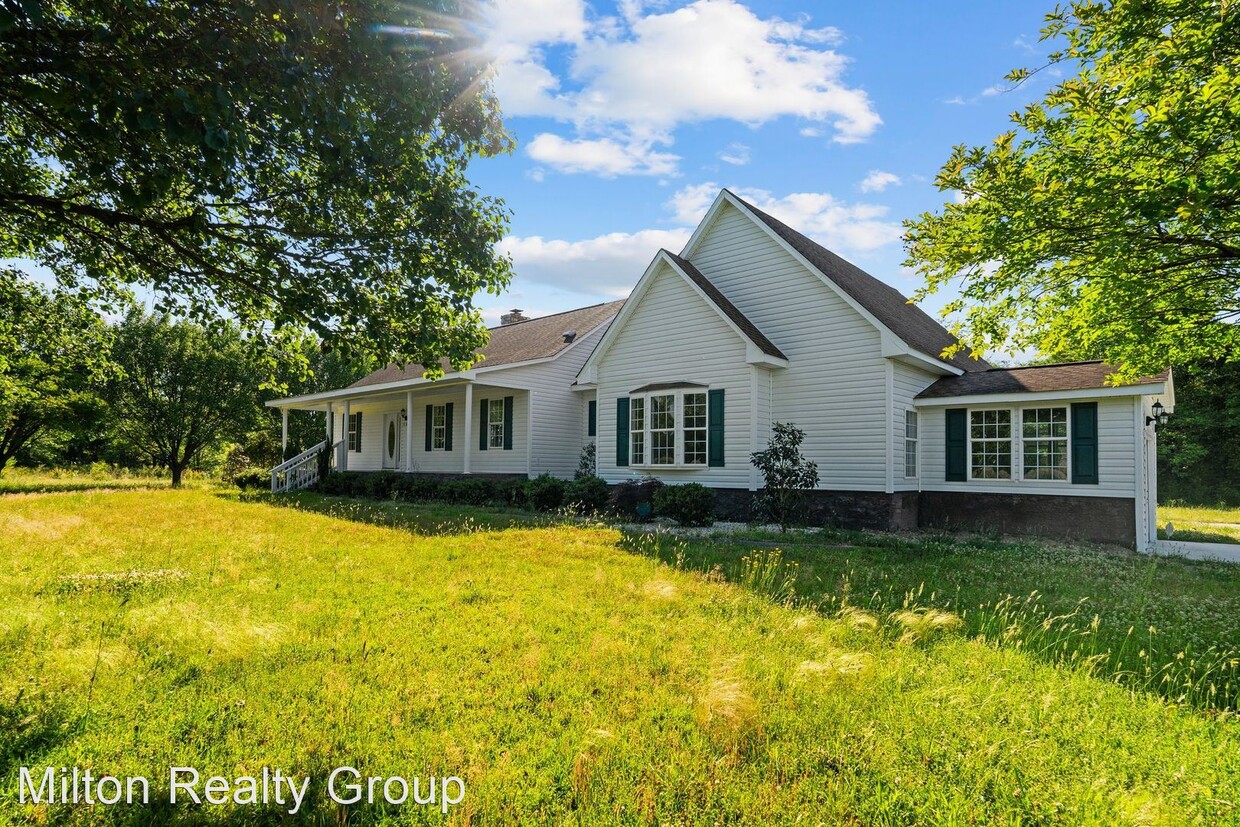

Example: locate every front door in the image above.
[382,412,402,469]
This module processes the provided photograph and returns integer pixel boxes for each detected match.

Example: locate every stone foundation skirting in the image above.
[917,491,1136,547]
[711,488,919,532]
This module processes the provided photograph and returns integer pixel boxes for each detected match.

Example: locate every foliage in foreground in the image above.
[905,0,1240,377]
[0,0,512,371]
[0,489,1237,825]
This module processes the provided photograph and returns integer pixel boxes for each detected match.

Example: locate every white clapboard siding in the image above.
[918,396,1138,497]
[497,323,610,479]
[595,258,752,488]
[686,202,890,491]
[467,385,530,476]
[891,360,940,491]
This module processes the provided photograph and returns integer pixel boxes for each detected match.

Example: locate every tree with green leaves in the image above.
[905,0,1240,378]
[750,422,820,531]
[109,309,266,486]
[0,270,110,473]
[0,0,511,374]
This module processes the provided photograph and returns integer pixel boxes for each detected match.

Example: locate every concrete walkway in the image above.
[1154,539,1240,564]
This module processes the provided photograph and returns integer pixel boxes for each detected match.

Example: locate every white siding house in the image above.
[269,188,1174,550]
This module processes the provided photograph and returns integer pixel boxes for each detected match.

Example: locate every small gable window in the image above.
[903,411,918,478]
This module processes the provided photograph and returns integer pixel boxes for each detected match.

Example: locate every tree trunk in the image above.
[170,462,183,488]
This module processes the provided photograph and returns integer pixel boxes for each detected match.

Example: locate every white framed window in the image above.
[629,397,645,465]
[650,394,675,465]
[1022,407,1068,480]
[431,404,446,450]
[487,399,504,448]
[683,392,707,465]
[629,389,709,467]
[903,410,918,478]
[348,412,363,453]
[969,409,1012,480]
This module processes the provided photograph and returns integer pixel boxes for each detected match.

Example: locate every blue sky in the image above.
[469,0,1063,327]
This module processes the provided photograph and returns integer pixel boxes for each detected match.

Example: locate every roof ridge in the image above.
[489,300,623,330]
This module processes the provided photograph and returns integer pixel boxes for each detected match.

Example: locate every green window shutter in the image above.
[945,408,967,481]
[424,405,433,452]
[1071,402,1099,484]
[616,397,630,467]
[588,400,597,437]
[354,412,363,452]
[707,389,725,467]
[444,403,454,451]
[503,396,514,450]
[479,398,489,451]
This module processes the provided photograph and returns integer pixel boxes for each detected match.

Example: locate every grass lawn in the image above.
[1,490,1239,824]
[1160,504,1240,544]
[0,469,187,495]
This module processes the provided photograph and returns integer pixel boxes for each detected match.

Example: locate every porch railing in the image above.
[270,440,338,493]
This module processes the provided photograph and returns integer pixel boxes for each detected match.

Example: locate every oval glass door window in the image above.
[387,420,396,458]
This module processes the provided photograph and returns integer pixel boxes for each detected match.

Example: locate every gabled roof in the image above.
[724,191,988,373]
[664,251,787,360]
[350,300,624,389]
[916,361,1170,399]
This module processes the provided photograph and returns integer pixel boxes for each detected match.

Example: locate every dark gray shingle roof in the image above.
[916,361,1170,399]
[663,251,787,360]
[350,301,624,388]
[727,191,988,372]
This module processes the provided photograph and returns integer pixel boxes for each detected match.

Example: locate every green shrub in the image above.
[564,475,609,514]
[440,478,497,505]
[526,473,566,512]
[393,476,441,503]
[318,470,362,496]
[497,478,529,509]
[233,467,270,491]
[653,483,715,526]
[750,422,819,530]
[607,477,663,521]
[361,471,400,500]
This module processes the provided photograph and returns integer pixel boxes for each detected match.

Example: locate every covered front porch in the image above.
[267,378,533,491]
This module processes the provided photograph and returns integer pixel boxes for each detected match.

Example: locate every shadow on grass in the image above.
[226,490,551,537]
[1160,527,1240,546]
[0,480,171,496]
[0,691,77,784]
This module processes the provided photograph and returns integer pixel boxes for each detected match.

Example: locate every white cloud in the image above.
[668,182,902,253]
[943,95,967,106]
[482,0,881,176]
[858,169,901,193]
[500,229,693,297]
[718,142,750,166]
[526,133,680,177]
[980,83,1007,97]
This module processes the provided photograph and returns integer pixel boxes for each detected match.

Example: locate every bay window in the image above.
[628,388,710,467]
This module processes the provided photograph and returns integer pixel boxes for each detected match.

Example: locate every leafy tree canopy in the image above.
[904,0,1240,378]
[108,308,267,486]
[0,0,512,376]
[0,269,111,473]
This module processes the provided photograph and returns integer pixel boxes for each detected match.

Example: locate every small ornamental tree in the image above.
[750,423,819,531]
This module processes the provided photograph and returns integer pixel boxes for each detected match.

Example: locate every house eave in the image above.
[912,381,1169,408]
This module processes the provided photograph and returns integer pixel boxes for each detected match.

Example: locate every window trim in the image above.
[961,405,1074,484]
[431,404,447,451]
[967,408,1014,481]
[486,398,504,449]
[903,410,918,479]
[627,388,711,469]
[347,412,363,453]
[1021,406,1071,482]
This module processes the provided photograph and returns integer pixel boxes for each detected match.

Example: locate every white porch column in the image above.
[340,400,350,472]
[526,391,534,479]
[281,408,288,454]
[463,383,473,475]
[405,390,414,472]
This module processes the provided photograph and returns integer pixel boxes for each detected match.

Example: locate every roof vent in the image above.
[500,308,528,325]
[562,329,577,344]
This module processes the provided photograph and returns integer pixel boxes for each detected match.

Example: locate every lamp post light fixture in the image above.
[1146,399,1170,428]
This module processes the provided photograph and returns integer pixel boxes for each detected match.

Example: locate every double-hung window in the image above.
[1022,407,1068,480]
[628,389,709,467]
[629,397,646,466]
[347,412,363,453]
[903,410,918,478]
[650,394,676,464]
[487,399,504,449]
[431,404,447,450]
[969,409,1012,479]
